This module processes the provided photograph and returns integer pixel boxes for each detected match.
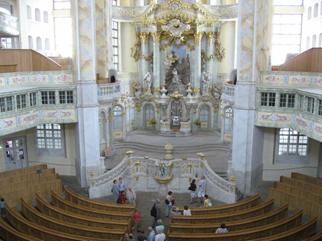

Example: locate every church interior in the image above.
[0,0,322,240]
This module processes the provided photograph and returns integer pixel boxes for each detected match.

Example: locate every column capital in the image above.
[194,32,203,42]
[152,32,161,42]
[206,32,216,40]
[139,32,149,42]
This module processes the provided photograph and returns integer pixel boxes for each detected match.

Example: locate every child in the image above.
[183,205,192,216]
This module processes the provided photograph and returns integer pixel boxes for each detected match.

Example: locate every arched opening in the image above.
[143,103,155,129]
[199,105,211,129]
[224,107,233,134]
[112,105,123,139]
[99,112,107,156]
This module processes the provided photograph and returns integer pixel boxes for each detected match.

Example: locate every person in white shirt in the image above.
[126,187,136,204]
[215,224,228,233]
[155,232,166,241]
[183,205,191,216]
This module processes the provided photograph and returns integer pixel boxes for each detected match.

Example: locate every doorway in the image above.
[3,137,27,170]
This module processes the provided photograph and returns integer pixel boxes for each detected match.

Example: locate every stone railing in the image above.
[98,82,121,101]
[0,70,74,89]
[0,12,19,36]
[201,4,237,20]
[112,5,149,21]
[89,154,236,203]
[221,83,235,103]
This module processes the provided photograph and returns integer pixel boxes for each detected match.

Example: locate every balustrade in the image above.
[98,83,121,101]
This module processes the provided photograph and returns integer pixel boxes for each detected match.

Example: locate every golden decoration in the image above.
[169,91,183,99]
[154,175,173,184]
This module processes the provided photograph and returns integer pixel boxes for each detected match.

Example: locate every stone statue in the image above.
[186,83,193,97]
[172,68,180,84]
[143,72,152,94]
[202,71,210,95]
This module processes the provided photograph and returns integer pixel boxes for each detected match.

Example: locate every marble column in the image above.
[140,32,149,82]
[152,32,161,95]
[95,0,107,78]
[207,32,215,84]
[231,0,272,194]
[194,32,202,95]
[105,0,113,71]
[73,0,101,187]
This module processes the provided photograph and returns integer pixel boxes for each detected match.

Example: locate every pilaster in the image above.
[206,32,215,84]
[140,32,149,81]
[153,32,161,94]
[194,32,203,94]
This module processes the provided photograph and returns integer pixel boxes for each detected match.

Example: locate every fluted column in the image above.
[152,32,161,95]
[140,32,149,81]
[73,0,100,187]
[194,32,203,95]
[207,32,215,84]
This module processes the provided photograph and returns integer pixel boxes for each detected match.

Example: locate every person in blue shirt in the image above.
[0,198,5,217]
[111,180,119,203]
[117,177,126,193]
[147,226,156,241]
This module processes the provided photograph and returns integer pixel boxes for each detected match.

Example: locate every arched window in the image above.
[224,107,233,133]
[312,34,317,47]
[36,37,42,50]
[314,3,319,17]
[306,36,311,49]
[308,6,312,19]
[27,5,32,19]
[28,36,33,49]
[43,11,48,23]
[112,105,123,131]
[199,105,210,129]
[45,38,50,50]
[35,8,41,21]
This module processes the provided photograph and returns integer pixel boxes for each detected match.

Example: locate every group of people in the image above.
[111,177,136,204]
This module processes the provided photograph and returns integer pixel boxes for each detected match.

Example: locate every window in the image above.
[279,93,295,108]
[314,3,318,17]
[306,36,311,49]
[29,92,37,106]
[261,92,276,107]
[36,37,42,50]
[59,91,73,104]
[319,33,322,47]
[278,128,308,156]
[16,95,26,110]
[28,36,33,49]
[112,21,119,70]
[224,107,233,133]
[306,97,315,113]
[312,34,317,47]
[27,5,32,19]
[35,8,41,21]
[0,97,12,112]
[41,91,56,105]
[308,6,312,19]
[112,105,123,131]
[53,0,71,10]
[37,124,63,149]
[112,0,119,6]
[43,11,48,23]
[319,100,322,116]
[45,38,50,50]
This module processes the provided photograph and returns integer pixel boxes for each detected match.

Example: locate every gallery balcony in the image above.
[0,12,19,36]
[98,82,121,102]
[221,83,235,104]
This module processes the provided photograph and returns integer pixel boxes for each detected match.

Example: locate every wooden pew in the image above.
[21,199,125,240]
[185,193,262,215]
[168,210,303,241]
[250,218,317,241]
[0,218,43,241]
[63,185,135,212]
[35,193,129,230]
[169,204,288,233]
[171,199,274,224]
[0,164,47,179]
[6,205,121,241]
[280,176,322,195]
[304,232,322,241]
[51,191,133,222]
[291,173,322,186]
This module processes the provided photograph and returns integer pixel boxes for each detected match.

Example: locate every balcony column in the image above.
[140,32,149,82]
[231,0,272,194]
[152,32,161,95]
[194,32,203,95]
[206,32,215,84]
[73,0,101,187]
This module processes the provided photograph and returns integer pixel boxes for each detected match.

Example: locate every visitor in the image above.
[155,219,165,234]
[0,198,5,217]
[137,230,146,241]
[128,233,136,241]
[183,205,192,216]
[164,191,174,217]
[150,199,161,227]
[117,177,126,193]
[197,176,207,203]
[188,179,197,203]
[203,194,212,207]
[215,224,228,233]
[155,229,166,241]
[171,206,181,216]
[126,187,136,205]
[132,209,142,232]
[147,226,156,241]
[117,191,127,204]
[111,180,119,203]
[123,233,130,241]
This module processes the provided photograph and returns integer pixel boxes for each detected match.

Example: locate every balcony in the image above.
[98,82,121,102]
[221,83,235,103]
[0,12,19,36]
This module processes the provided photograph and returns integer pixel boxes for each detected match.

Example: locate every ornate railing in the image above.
[112,6,149,21]
[221,83,235,103]
[0,12,19,36]
[98,83,121,101]
[89,154,236,203]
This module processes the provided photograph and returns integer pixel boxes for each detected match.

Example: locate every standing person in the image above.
[203,194,212,207]
[132,209,142,232]
[150,199,161,227]
[111,180,119,203]
[147,226,156,241]
[117,177,126,193]
[126,187,136,205]
[155,229,166,241]
[183,205,192,216]
[164,191,173,217]
[215,224,228,233]
[188,179,197,203]
[197,176,207,203]
[0,198,5,217]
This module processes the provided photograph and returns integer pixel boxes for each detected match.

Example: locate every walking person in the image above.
[188,179,197,203]
[150,199,161,227]
[111,180,119,203]
[164,191,174,217]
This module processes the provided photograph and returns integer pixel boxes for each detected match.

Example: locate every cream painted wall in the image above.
[218,21,236,77]
[120,23,138,73]
[0,124,76,176]
[262,128,320,181]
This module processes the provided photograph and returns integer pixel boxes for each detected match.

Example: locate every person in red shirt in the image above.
[132,209,142,232]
